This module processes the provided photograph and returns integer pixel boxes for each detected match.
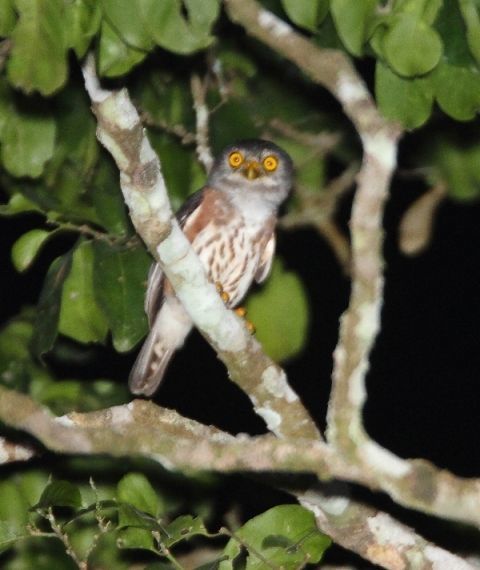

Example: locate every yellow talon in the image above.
[246,320,256,335]
[234,307,247,318]
[221,291,230,303]
[215,282,230,304]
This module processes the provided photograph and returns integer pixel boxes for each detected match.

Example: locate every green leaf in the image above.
[116,527,156,552]
[148,132,205,207]
[422,0,443,25]
[134,70,195,136]
[0,521,28,554]
[30,252,72,357]
[330,0,377,55]
[64,0,101,57]
[91,160,130,235]
[210,100,260,156]
[116,474,162,554]
[245,259,309,362]
[4,544,78,570]
[11,229,53,272]
[435,0,475,65]
[383,14,443,76]
[98,19,146,78]
[49,80,99,177]
[0,0,16,36]
[58,241,109,344]
[0,193,42,216]
[0,480,30,530]
[117,503,162,532]
[101,0,154,50]
[280,0,329,32]
[184,0,220,32]
[435,141,480,201]
[117,473,161,518]
[163,515,210,548]
[38,85,100,222]
[7,0,68,95]
[93,241,149,352]
[35,480,82,509]
[458,0,480,63]
[273,136,327,192]
[1,107,56,178]
[0,83,9,140]
[222,505,331,569]
[140,0,219,55]
[375,61,433,128]
[17,470,50,507]
[34,378,130,415]
[431,61,480,120]
[0,315,33,364]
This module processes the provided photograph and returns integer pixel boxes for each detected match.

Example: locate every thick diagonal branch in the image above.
[82,56,318,441]
[299,490,474,570]
[223,0,480,531]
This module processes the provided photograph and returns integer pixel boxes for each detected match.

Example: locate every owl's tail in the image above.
[128,296,192,397]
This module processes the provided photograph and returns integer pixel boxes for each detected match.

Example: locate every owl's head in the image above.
[207,139,294,205]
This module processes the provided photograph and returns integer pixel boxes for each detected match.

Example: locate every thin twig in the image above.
[43,508,86,569]
[190,74,214,172]
[279,164,358,272]
[140,110,197,145]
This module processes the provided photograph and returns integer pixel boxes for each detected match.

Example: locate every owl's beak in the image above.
[243,161,262,180]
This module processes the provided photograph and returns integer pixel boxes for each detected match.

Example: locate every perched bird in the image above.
[129,139,293,396]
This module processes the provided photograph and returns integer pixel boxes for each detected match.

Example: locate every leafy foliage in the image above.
[222,505,331,568]
[1,0,480,566]
[246,259,309,362]
[0,473,330,568]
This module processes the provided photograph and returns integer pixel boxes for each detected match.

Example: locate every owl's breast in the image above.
[192,219,266,307]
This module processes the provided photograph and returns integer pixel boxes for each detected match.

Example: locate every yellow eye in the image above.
[263,155,278,172]
[228,151,244,168]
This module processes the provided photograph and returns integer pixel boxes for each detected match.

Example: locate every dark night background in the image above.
[2,150,480,565]
[1,14,480,561]
[3,124,480,476]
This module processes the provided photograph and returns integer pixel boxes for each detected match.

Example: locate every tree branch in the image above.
[81,54,319,441]
[224,0,400,450]
[0,436,35,464]
[299,490,475,570]
[0,386,342,477]
[0,385,473,570]
[191,73,214,172]
[279,164,358,273]
[223,0,480,531]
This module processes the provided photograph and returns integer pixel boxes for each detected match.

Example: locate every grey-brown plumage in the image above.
[129,139,293,396]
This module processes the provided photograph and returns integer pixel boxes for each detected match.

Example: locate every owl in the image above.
[129,139,294,396]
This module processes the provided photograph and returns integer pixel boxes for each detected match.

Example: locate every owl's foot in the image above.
[234,306,255,335]
[215,282,230,304]
[216,285,255,334]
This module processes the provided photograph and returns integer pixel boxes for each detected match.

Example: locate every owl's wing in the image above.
[255,232,276,284]
[144,263,164,327]
[144,188,207,325]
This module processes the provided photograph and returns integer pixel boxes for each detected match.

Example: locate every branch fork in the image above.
[1,4,479,568]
